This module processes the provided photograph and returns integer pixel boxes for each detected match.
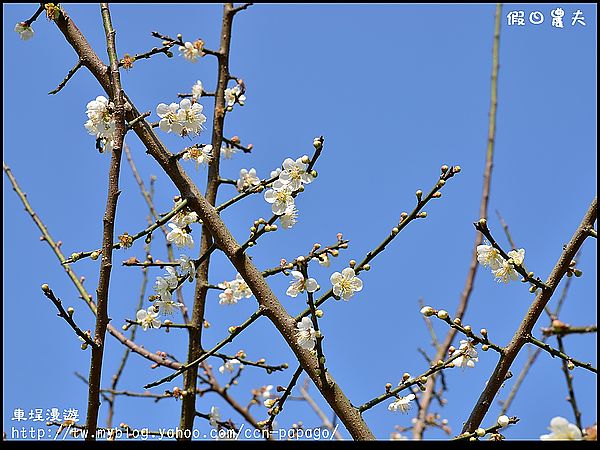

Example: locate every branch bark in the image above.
[462,196,597,433]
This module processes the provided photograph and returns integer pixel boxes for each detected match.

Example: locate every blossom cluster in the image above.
[135,254,196,331]
[218,274,253,305]
[477,244,525,283]
[156,99,206,137]
[165,200,198,249]
[84,96,116,153]
[14,22,34,40]
[182,144,213,168]
[179,39,205,62]
[388,393,416,413]
[225,84,246,107]
[262,156,315,230]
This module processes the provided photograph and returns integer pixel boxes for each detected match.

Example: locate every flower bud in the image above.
[441,165,449,173]
[478,218,487,227]
[480,328,488,336]
[453,317,462,325]
[464,325,472,334]
[90,251,100,260]
[315,310,324,318]
[497,415,510,428]
[41,284,50,293]
[453,165,461,173]
[481,344,490,351]
[438,179,446,187]
[363,264,371,271]
[420,306,435,317]
[475,428,486,437]
[313,137,323,150]
[67,307,75,316]
[81,342,88,350]
[416,190,423,201]
[573,269,583,277]
[402,372,411,381]
[301,155,310,164]
[436,310,449,320]
[417,211,427,218]
[567,361,575,370]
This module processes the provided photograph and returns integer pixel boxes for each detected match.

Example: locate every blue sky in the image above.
[3,3,597,441]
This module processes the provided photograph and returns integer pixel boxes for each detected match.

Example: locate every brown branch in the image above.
[40,285,97,348]
[52,6,374,440]
[462,196,597,433]
[179,3,239,435]
[3,163,182,372]
[526,335,596,373]
[85,4,127,440]
[48,59,83,95]
[556,336,582,430]
[541,325,597,337]
[298,382,344,440]
[413,5,502,439]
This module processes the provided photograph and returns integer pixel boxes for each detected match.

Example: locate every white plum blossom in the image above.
[225,85,246,106]
[176,98,206,135]
[208,406,221,427]
[136,307,161,331]
[171,203,199,228]
[154,267,179,301]
[14,22,34,40]
[330,267,363,300]
[493,260,520,284]
[278,157,314,192]
[157,102,183,135]
[191,80,203,101]
[219,358,242,374]
[508,248,525,266]
[286,271,318,297]
[476,244,502,270]
[179,41,202,62]
[313,253,330,268]
[232,274,252,299]
[84,96,116,152]
[166,223,194,249]
[218,288,238,305]
[220,143,238,159]
[497,415,511,428]
[182,144,213,168]
[453,340,479,369]
[264,182,295,215]
[177,254,196,281]
[280,205,298,229]
[270,168,283,178]
[295,317,316,351]
[388,394,416,413]
[540,417,583,440]
[154,298,184,316]
[236,168,261,191]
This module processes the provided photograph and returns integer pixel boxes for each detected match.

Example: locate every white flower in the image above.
[136,307,161,331]
[278,157,314,192]
[232,274,252,299]
[260,385,274,399]
[476,244,502,270]
[154,267,179,300]
[237,168,261,191]
[219,288,238,305]
[312,253,330,268]
[497,415,510,428]
[208,406,221,427]
[84,96,116,152]
[540,416,582,440]
[171,203,199,228]
[157,102,183,135]
[507,248,525,266]
[492,260,520,283]
[295,317,316,351]
[270,168,282,178]
[191,80,203,101]
[219,358,241,374]
[453,340,479,369]
[264,182,295,215]
[220,143,238,159]
[176,98,206,135]
[167,223,194,249]
[179,41,200,62]
[177,254,196,281]
[330,267,363,300]
[154,299,184,316]
[224,85,246,106]
[388,394,416,414]
[286,271,318,297]
[182,144,213,168]
[280,205,298,229]
[15,22,34,40]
